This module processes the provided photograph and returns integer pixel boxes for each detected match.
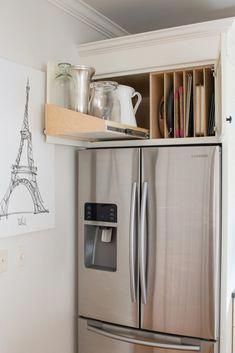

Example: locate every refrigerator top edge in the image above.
[78,142,222,151]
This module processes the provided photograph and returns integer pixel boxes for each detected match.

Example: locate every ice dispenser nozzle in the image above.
[101,228,112,243]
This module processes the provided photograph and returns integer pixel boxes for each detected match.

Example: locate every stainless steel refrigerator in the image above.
[78,145,221,353]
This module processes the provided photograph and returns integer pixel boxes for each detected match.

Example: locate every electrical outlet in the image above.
[0,249,8,273]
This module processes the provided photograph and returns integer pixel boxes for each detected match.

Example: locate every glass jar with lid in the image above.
[53,63,74,109]
[89,81,120,122]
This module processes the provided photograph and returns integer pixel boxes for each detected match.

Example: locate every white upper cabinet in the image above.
[78,17,234,77]
[77,17,234,148]
[46,17,235,148]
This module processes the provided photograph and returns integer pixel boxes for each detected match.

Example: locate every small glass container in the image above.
[89,81,120,122]
[53,63,74,109]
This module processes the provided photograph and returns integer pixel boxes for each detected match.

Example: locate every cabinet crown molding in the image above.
[78,17,235,56]
[47,0,129,38]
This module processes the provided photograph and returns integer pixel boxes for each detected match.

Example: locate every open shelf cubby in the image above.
[150,65,216,139]
[45,65,217,143]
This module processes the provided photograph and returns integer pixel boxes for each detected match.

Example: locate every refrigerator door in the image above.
[141,146,221,340]
[78,148,139,328]
[78,318,218,353]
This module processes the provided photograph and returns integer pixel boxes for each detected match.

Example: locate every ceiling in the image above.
[82,0,235,34]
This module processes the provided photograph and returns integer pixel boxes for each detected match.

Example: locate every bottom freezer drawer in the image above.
[78,318,218,353]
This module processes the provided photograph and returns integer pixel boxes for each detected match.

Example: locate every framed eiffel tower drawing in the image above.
[0,58,55,237]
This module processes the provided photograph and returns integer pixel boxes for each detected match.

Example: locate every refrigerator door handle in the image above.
[140,181,148,304]
[87,322,200,351]
[129,182,137,303]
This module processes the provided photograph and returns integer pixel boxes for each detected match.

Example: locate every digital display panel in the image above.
[84,203,117,223]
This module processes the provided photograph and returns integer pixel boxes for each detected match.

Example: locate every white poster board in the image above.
[0,58,55,237]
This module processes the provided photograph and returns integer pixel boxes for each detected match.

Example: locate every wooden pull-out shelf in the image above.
[45,104,149,141]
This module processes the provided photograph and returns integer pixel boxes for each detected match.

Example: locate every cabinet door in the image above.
[140,146,221,340]
[78,148,139,328]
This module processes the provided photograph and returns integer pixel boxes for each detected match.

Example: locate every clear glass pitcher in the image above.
[54,63,74,109]
[89,81,120,122]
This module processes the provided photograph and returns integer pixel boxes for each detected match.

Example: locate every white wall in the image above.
[0,1,105,353]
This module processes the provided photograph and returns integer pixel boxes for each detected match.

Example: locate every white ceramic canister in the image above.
[116,85,142,126]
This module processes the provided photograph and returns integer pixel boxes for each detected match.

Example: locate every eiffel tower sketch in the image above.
[0,80,49,219]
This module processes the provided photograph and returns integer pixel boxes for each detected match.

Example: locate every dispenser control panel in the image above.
[84,203,117,223]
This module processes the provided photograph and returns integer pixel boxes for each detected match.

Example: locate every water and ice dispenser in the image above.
[84,203,117,272]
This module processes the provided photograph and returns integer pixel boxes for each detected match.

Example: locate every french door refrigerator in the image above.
[78,145,221,353]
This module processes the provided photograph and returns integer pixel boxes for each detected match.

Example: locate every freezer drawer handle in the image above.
[87,323,200,351]
[129,182,137,303]
[140,181,148,304]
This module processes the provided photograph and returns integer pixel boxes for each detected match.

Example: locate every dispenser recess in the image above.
[84,203,117,272]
